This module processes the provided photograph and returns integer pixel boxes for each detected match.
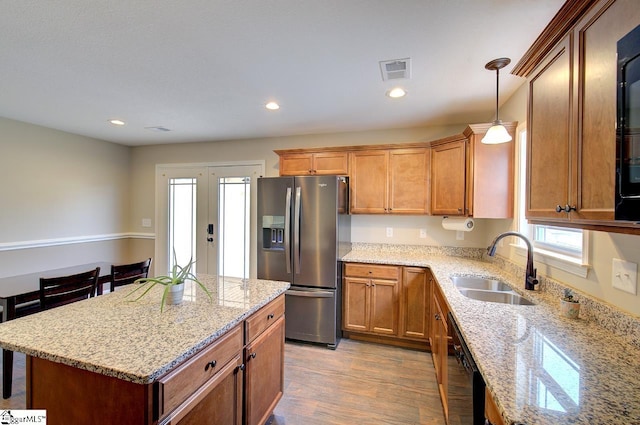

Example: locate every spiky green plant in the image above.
[125,251,212,312]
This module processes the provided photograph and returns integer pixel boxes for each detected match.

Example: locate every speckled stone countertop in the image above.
[0,275,289,384]
[343,245,640,425]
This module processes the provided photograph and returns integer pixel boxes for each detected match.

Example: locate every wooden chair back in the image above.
[110,258,152,292]
[39,267,100,310]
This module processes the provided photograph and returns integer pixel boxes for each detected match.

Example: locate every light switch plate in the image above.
[142,218,152,228]
[419,229,427,238]
[386,227,393,237]
[612,258,638,295]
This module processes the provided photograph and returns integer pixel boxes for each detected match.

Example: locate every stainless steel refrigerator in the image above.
[257,175,351,349]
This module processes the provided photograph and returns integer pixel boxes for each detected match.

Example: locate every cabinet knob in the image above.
[238,364,245,371]
[267,313,274,319]
[434,313,440,321]
[457,208,462,212]
[249,352,257,359]
[204,360,217,371]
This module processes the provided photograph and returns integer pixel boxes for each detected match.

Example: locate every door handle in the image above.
[207,224,214,242]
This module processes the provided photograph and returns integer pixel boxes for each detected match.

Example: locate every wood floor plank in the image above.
[271,339,446,425]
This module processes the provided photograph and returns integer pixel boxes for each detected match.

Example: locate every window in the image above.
[516,127,589,277]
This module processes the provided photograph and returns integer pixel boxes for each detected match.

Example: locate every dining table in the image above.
[0,261,112,399]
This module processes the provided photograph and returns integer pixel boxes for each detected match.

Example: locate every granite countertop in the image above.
[0,275,289,384]
[343,247,640,425]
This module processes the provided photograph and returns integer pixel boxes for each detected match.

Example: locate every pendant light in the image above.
[482,57,512,144]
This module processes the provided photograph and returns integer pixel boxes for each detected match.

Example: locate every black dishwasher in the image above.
[447,312,486,425]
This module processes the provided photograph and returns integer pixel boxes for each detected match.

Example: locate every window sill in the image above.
[512,243,590,278]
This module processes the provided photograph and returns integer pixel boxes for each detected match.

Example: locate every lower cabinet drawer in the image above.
[245,295,285,344]
[160,354,243,425]
[157,324,243,417]
[344,263,400,280]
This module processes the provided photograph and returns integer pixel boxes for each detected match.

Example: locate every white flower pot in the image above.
[560,299,580,319]
[166,282,185,305]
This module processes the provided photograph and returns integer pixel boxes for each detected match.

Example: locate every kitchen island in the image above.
[0,274,289,425]
[343,244,640,425]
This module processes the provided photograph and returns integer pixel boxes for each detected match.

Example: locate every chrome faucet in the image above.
[487,231,539,290]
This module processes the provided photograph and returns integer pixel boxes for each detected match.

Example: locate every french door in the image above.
[155,163,263,278]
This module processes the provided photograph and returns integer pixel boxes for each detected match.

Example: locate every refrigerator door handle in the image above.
[294,186,302,274]
[285,289,334,298]
[284,187,292,274]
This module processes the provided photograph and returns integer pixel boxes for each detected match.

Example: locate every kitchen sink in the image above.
[457,288,535,306]
[451,276,512,291]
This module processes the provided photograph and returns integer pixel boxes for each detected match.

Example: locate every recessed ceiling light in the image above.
[386,87,407,98]
[265,102,280,110]
[109,119,125,126]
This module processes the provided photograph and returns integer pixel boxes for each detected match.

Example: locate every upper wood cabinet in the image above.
[350,148,429,214]
[516,0,640,233]
[430,138,467,216]
[430,124,515,218]
[276,150,348,176]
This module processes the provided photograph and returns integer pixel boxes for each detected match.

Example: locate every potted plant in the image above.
[560,288,580,319]
[125,252,212,312]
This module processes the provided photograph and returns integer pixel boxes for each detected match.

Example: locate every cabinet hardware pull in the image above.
[267,313,274,319]
[250,352,257,359]
[434,313,440,321]
[204,360,217,371]
[556,204,577,213]
[238,364,245,371]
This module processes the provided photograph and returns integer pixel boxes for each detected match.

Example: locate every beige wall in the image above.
[496,83,640,317]
[0,117,132,277]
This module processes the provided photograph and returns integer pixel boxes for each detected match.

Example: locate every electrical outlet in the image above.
[612,258,638,295]
[386,227,393,237]
[456,231,464,241]
[419,228,427,238]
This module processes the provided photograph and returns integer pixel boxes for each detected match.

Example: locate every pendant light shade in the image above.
[482,57,512,144]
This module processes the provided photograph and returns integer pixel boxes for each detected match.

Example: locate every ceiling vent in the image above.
[145,126,172,132]
[379,58,411,81]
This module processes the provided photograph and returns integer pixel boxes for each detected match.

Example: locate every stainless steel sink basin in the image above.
[451,276,512,291]
[457,288,535,306]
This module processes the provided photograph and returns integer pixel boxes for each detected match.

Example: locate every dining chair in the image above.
[39,267,100,310]
[110,258,152,292]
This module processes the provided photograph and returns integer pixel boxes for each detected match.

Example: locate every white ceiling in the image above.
[0,0,564,146]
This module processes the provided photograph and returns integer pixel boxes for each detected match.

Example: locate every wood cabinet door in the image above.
[527,35,572,221]
[244,316,285,425]
[369,278,399,335]
[343,277,370,332]
[350,150,389,213]
[389,148,430,214]
[279,153,313,175]
[166,355,243,425]
[399,267,430,341]
[313,151,349,175]
[431,140,467,215]
[572,0,640,221]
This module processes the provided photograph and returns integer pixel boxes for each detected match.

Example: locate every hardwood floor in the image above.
[271,339,446,425]
[1,339,446,424]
